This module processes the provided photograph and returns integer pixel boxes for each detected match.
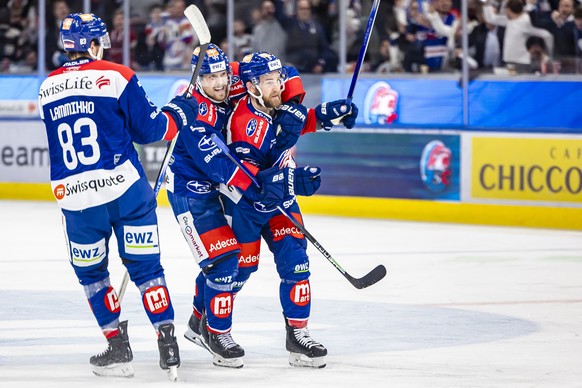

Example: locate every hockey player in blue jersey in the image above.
[221,52,358,368]
[37,13,199,380]
[166,43,321,368]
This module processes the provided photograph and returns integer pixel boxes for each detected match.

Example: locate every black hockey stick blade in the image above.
[346,264,387,289]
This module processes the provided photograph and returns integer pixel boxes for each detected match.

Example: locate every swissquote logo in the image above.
[143,285,170,314]
[364,81,399,125]
[290,280,310,306]
[96,76,110,89]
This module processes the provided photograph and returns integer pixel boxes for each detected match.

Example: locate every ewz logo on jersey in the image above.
[143,285,170,314]
[70,238,106,267]
[290,280,310,306]
[123,225,160,255]
[420,140,452,192]
[364,81,399,125]
[210,293,232,319]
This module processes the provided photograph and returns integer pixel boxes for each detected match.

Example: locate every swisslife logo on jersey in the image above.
[95,76,110,89]
[363,81,399,125]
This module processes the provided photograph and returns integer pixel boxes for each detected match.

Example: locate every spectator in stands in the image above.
[252,0,287,60]
[546,0,577,72]
[280,0,337,73]
[526,35,555,74]
[160,0,195,71]
[135,3,165,71]
[0,7,21,72]
[483,0,554,73]
[45,0,69,71]
[468,15,503,70]
[232,18,254,61]
[422,0,460,71]
[574,6,582,73]
[107,9,137,67]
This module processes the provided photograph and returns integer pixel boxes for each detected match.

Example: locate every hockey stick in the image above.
[346,0,381,105]
[117,5,211,304]
[209,133,387,289]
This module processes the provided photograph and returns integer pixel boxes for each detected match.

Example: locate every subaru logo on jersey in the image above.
[199,102,208,116]
[246,118,258,137]
[364,81,399,125]
[187,180,212,194]
[231,75,240,84]
[420,140,452,192]
[253,201,277,213]
[198,136,216,151]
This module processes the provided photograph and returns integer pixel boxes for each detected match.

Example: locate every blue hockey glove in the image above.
[314,99,359,131]
[161,95,199,131]
[273,103,308,152]
[255,166,322,208]
[292,166,321,196]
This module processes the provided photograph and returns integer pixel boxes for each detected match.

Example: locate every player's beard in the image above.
[263,91,282,109]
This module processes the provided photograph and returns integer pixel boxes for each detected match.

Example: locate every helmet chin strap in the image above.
[88,45,104,60]
[248,84,267,109]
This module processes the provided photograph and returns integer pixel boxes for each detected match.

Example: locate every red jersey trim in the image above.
[228,162,259,190]
[162,112,178,141]
[302,109,318,135]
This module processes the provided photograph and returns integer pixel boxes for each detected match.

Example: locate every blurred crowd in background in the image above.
[1,0,582,75]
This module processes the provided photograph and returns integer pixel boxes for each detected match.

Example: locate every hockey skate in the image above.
[285,320,327,368]
[183,313,211,352]
[158,323,180,382]
[90,320,134,378]
[208,330,245,368]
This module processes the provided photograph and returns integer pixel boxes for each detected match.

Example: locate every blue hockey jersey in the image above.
[38,58,177,211]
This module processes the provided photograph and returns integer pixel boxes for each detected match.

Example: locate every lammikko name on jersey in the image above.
[49,101,95,120]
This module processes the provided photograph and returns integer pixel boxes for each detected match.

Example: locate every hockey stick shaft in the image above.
[117,5,211,303]
[209,133,386,289]
[346,0,381,105]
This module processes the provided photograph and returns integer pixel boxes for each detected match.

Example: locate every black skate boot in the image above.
[208,330,245,368]
[90,320,134,378]
[285,319,327,368]
[184,313,211,352]
[157,323,180,382]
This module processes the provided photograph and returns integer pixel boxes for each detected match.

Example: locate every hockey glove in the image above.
[273,103,309,152]
[255,166,322,208]
[292,166,321,196]
[314,99,359,131]
[161,95,199,131]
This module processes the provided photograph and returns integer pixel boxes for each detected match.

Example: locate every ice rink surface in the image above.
[1,200,581,387]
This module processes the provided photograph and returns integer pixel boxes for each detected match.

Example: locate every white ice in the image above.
[1,200,581,387]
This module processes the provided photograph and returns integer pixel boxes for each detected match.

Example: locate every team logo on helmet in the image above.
[420,140,452,192]
[246,118,258,137]
[364,81,399,125]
